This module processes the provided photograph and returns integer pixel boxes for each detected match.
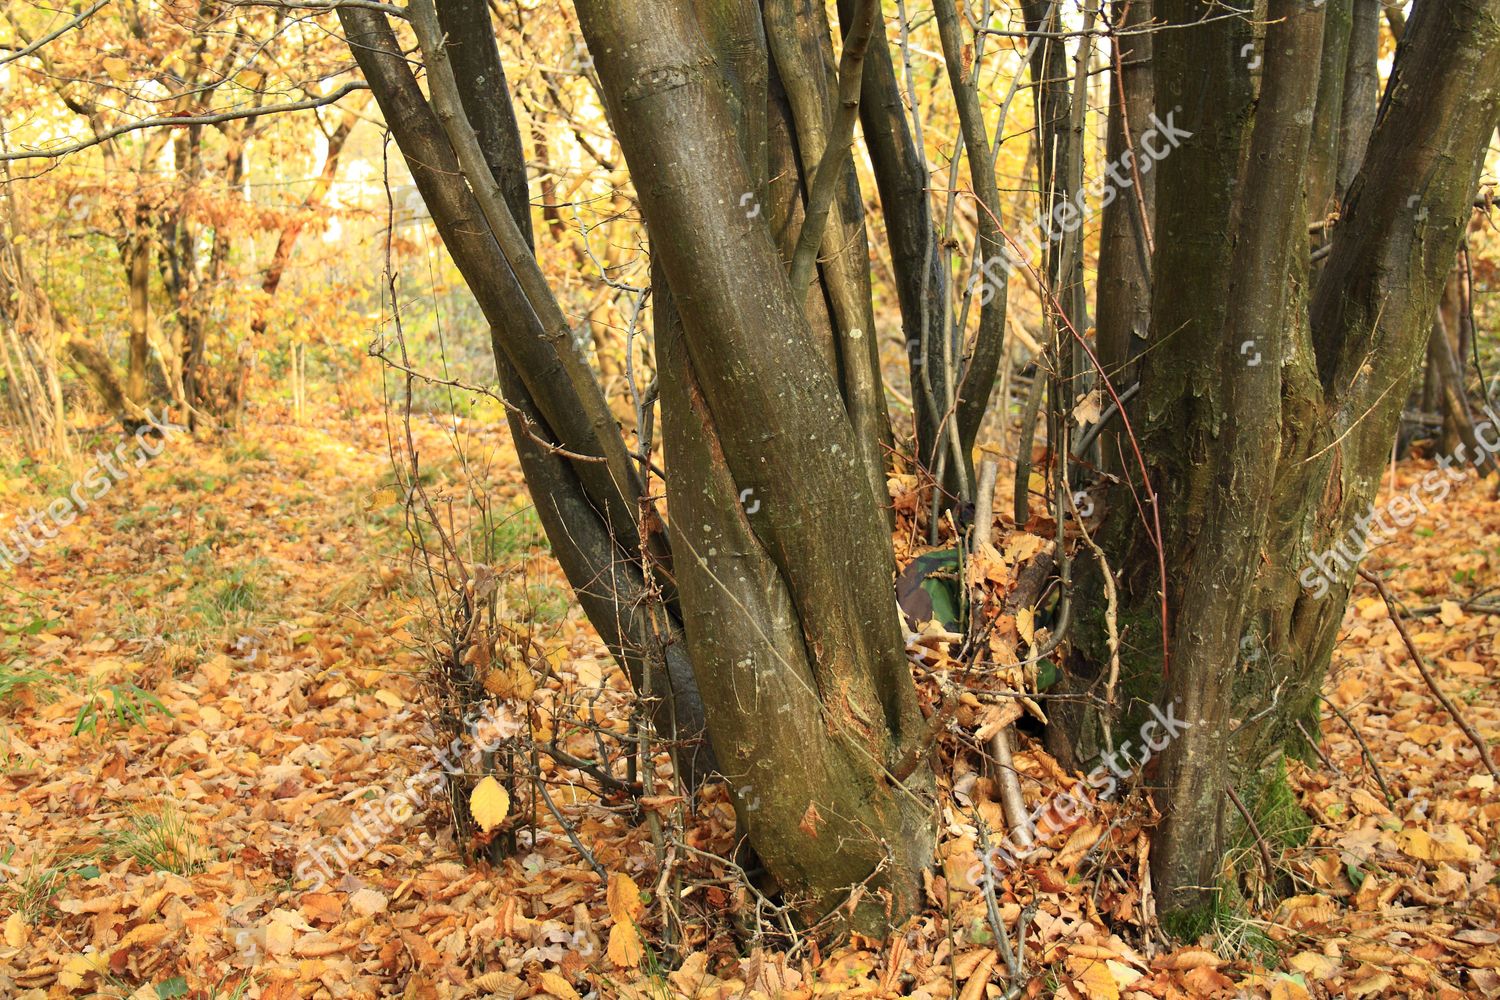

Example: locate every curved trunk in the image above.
[577,0,934,928]
[339,3,714,785]
[1059,0,1500,925]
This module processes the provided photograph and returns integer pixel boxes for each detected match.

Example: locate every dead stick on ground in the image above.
[1225,783,1277,885]
[1069,489,1121,750]
[973,458,1035,848]
[1294,718,1336,772]
[1358,567,1500,783]
[1320,694,1398,808]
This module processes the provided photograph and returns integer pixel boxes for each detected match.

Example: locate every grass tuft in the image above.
[107,801,205,876]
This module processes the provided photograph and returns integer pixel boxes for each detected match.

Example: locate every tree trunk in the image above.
[339,2,715,787]
[841,0,950,476]
[576,0,933,926]
[1058,0,1500,928]
[1095,0,1155,475]
[123,228,152,407]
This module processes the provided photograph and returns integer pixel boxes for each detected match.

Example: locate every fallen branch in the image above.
[1225,783,1276,886]
[1358,568,1500,783]
[973,458,1036,849]
[1319,695,1397,808]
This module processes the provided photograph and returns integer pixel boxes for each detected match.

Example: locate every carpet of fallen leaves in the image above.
[0,410,1494,1000]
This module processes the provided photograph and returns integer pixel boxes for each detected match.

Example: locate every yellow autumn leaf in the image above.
[470,776,510,833]
[1072,960,1120,1000]
[1398,824,1479,862]
[1270,977,1312,1000]
[59,952,107,989]
[539,971,582,999]
[607,920,643,968]
[102,56,130,82]
[607,871,644,922]
[1017,607,1036,646]
[4,911,26,948]
[365,486,399,511]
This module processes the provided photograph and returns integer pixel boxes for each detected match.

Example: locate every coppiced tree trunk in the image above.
[1056,0,1500,926]
[344,0,937,926]
[1096,0,1155,474]
[840,0,949,476]
[339,0,715,791]
[339,0,1500,936]
[577,0,933,925]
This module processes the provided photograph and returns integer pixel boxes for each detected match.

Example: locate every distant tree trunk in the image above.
[1431,267,1491,469]
[122,226,153,408]
[66,337,139,426]
[1096,0,1155,473]
[0,231,69,456]
[252,109,359,335]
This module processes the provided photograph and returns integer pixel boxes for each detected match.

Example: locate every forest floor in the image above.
[0,405,1495,1000]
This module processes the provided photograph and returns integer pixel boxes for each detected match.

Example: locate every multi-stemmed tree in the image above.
[333,0,1499,931]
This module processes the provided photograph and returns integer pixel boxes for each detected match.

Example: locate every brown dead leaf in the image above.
[958,948,997,1000]
[799,801,823,838]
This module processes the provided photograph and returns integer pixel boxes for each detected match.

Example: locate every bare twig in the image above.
[368,348,607,464]
[1294,718,1336,772]
[0,0,110,69]
[1358,568,1500,782]
[970,458,1036,850]
[1069,488,1120,749]
[535,776,609,882]
[0,82,370,163]
[1319,695,1397,808]
[972,815,1024,990]
[1225,782,1277,887]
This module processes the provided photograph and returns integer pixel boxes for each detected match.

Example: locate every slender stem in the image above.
[1319,695,1397,808]
[1358,568,1500,782]
[787,0,879,294]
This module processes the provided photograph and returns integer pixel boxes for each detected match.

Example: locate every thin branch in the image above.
[225,0,407,16]
[1225,783,1277,885]
[368,348,608,464]
[786,0,879,295]
[0,82,370,163]
[1358,568,1500,782]
[1320,694,1398,808]
[0,0,110,69]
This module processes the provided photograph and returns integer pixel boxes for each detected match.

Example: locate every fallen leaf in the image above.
[470,776,511,834]
[799,801,823,838]
[607,921,642,969]
[349,888,388,916]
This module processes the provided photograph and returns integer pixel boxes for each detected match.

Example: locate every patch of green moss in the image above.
[1160,889,1227,944]
[1161,882,1280,964]
[1250,756,1312,850]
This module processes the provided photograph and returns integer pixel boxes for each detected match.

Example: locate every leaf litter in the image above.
[0,418,1492,999]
